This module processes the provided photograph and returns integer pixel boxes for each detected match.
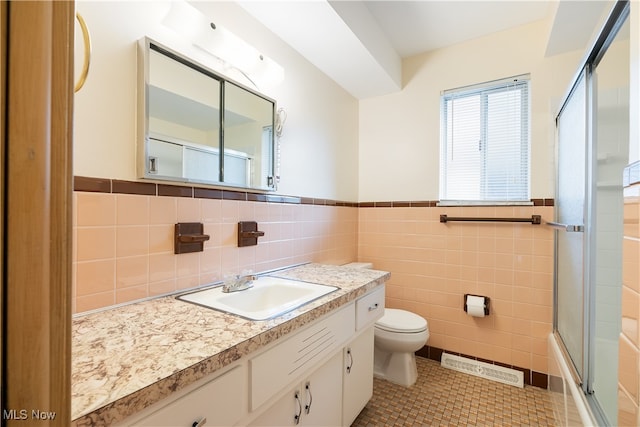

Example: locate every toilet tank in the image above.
[343,262,373,269]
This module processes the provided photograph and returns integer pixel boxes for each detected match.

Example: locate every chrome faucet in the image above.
[222,272,257,293]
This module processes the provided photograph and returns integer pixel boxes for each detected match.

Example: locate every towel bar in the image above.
[439,214,541,224]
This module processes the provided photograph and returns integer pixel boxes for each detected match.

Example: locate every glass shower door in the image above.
[554,71,588,383]
[553,5,628,423]
[589,12,629,423]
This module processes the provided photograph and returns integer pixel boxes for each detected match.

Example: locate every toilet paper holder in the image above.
[464,294,490,316]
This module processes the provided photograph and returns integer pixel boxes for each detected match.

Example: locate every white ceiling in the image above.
[362,1,551,58]
[234,0,609,99]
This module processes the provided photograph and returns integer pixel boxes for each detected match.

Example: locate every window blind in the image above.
[439,75,530,202]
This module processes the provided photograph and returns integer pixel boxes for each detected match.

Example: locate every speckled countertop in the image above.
[71,263,390,426]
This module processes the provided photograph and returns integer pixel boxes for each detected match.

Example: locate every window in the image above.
[439,75,530,203]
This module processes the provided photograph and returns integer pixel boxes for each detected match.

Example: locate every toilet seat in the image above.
[375,308,427,333]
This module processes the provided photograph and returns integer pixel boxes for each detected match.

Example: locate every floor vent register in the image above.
[440,353,524,388]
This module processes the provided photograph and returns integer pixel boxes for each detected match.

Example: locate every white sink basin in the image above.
[177,276,339,320]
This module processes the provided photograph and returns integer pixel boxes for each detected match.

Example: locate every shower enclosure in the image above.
[552,1,630,425]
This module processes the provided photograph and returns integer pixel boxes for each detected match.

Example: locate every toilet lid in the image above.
[376,308,427,333]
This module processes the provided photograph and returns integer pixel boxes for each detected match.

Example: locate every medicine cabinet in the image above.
[137,38,276,190]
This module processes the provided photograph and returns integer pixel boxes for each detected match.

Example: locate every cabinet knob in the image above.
[192,417,207,427]
[368,303,379,312]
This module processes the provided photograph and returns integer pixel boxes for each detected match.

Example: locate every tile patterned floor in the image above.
[352,357,557,426]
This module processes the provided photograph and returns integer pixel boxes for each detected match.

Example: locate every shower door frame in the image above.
[553,66,590,390]
[553,1,630,424]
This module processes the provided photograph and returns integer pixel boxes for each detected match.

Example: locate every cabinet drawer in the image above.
[355,285,385,330]
[250,303,355,411]
[131,365,246,427]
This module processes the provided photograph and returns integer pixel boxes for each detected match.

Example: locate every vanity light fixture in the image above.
[162,0,284,89]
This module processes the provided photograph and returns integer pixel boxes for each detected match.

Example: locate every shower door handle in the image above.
[546,221,584,232]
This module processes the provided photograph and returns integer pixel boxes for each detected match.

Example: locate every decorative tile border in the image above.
[73,176,358,207]
[74,176,555,208]
[358,201,436,207]
[358,199,554,207]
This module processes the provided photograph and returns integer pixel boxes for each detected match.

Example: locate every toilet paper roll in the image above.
[465,295,486,317]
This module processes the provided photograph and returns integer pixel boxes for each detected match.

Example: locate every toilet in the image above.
[342,262,429,387]
[374,308,429,387]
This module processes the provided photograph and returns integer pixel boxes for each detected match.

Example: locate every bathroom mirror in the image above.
[137,38,276,190]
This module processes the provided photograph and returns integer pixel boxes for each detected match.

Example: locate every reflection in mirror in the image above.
[138,38,276,190]
[148,46,221,182]
[224,82,274,188]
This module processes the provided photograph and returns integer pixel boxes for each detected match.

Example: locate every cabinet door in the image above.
[250,304,355,411]
[247,386,300,427]
[342,327,375,426]
[301,352,342,426]
[248,352,343,427]
[131,365,246,427]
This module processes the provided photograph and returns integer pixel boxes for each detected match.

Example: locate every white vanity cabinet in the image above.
[248,352,343,426]
[119,285,385,427]
[126,364,247,427]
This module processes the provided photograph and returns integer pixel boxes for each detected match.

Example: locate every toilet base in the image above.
[373,346,418,387]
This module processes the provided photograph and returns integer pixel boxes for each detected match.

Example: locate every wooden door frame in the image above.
[2,2,73,426]
[0,1,5,419]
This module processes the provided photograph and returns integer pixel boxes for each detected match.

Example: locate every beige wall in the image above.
[74,1,359,201]
[73,186,554,379]
[358,19,583,202]
[73,191,357,313]
[72,1,362,313]
[359,205,554,378]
